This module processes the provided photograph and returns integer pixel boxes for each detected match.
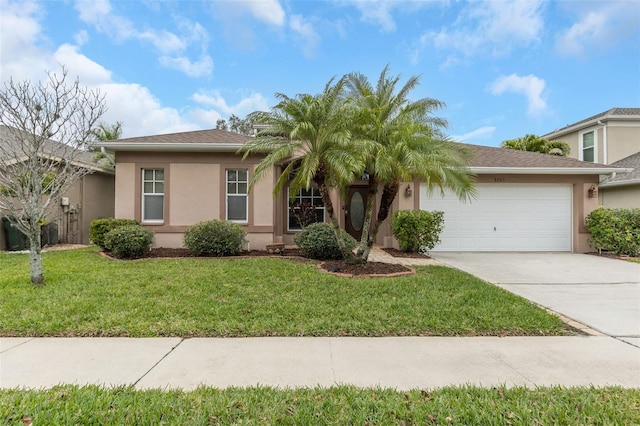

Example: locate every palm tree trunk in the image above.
[355,175,378,262]
[357,178,400,262]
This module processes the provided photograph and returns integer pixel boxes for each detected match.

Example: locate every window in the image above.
[142,169,164,222]
[581,131,595,163]
[288,187,325,231]
[226,169,248,222]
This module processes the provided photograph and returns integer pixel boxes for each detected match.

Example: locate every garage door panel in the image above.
[420,184,572,252]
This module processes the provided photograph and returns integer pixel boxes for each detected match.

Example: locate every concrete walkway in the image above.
[1,248,639,391]
[2,336,639,390]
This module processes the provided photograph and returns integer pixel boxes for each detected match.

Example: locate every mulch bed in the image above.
[131,247,413,277]
[382,247,431,259]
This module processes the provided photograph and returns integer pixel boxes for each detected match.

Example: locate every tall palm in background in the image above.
[346,66,476,261]
[501,134,570,156]
[91,121,122,171]
[241,77,363,260]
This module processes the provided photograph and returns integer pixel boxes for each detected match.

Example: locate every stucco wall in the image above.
[599,185,640,209]
[113,152,275,250]
[549,121,640,165]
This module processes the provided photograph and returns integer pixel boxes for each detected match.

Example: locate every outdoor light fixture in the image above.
[588,185,597,198]
[405,184,412,197]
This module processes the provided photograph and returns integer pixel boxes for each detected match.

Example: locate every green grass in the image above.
[0,247,568,337]
[2,385,638,425]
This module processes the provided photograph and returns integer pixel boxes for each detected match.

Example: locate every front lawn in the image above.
[2,385,638,425]
[0,247,568,337]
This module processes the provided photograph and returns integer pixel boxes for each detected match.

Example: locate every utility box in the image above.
[1,217,29,251]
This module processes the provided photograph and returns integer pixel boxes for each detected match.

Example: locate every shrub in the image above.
[585,207,640,256]
[103,224,154,259]
[391,210,445,253]
[183,220,247,257]
[293,222,357,260]
[89,218,138,250]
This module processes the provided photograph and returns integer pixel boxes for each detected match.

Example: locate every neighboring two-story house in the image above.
[543,108,640,208]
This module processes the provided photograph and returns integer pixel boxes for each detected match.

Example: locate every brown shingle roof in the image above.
[600,152,640,186]
[116,128,252,145]
[465,143,617,169]
[544,107,640,137]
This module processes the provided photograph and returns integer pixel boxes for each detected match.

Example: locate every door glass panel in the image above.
[350,192,364,232]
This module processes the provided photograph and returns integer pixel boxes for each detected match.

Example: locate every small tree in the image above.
[0,66,106,284]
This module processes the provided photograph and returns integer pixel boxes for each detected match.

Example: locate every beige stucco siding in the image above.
[170,163,220,225]
[599,185,640,209]
[606,125,640,164]
[114,162,136,220]
[549,121,640,165]
[113,152,276,249]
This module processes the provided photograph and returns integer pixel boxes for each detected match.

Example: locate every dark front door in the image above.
[345,186,368,240]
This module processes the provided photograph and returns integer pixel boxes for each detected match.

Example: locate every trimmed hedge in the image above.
[585,207,640,256]
[391,210,445,253]
[103,224,154,259]
[293,222,357,260]
[183,220,247,257]
[89,218,138,250]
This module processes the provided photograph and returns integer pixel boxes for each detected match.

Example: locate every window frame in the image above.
[226,168,249,223]
[579,130,597,163]
[141,168,165,224]
[287,186,326,232]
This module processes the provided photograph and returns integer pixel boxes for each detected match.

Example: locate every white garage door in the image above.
[419,184,572,251]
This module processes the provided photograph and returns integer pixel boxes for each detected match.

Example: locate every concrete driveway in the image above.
[430,252,640,341]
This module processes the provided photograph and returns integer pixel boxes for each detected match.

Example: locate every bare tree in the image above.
[0,66,106,285]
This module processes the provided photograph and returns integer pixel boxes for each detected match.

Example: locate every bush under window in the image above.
[183,220,247,257]
[103,224,154,259]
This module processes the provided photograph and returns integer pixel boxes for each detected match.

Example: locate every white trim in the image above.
[578,128,597,163]
[599,178,640,188]
[225,168,248,223]
[141,168,164,224]
[543,114,640,139]
[469,166,627,175]
[97,142,245,152]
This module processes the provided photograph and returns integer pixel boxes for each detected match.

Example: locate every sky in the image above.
[1,0,639,147]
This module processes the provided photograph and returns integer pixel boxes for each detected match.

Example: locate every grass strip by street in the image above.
[0,247,568,337]
[2,385,638,425]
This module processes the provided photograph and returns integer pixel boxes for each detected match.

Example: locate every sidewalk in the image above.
[2,336,639,390]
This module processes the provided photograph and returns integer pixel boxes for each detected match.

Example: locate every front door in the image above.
[345,186,368,240]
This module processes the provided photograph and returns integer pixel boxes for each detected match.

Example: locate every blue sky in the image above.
[1,0,639,146]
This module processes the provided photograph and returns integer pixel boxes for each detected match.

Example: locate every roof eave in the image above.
[470,167,630,175]
[95,142,246,152]
[599,178,640,188]
[543,114,640,138]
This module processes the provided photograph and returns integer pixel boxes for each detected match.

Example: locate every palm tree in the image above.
[241,77,363,260]
[346,66,476,261]
[91,122,122,171]
[501,134,570,156]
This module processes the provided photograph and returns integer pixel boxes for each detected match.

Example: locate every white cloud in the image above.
[450,126,496,143]
[488,74,547,116]
[414,0,544,64]
[556,2,640,57]
[349,0,398,32]
[159,55,214,78]
[290,14,320,58]
[0,0,270,138]
[191,90,269,118]
[73,0,211,77]
[243,0,286,26]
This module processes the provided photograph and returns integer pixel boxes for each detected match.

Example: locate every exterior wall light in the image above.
[405,184,412,197]
[588,185,597,198]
